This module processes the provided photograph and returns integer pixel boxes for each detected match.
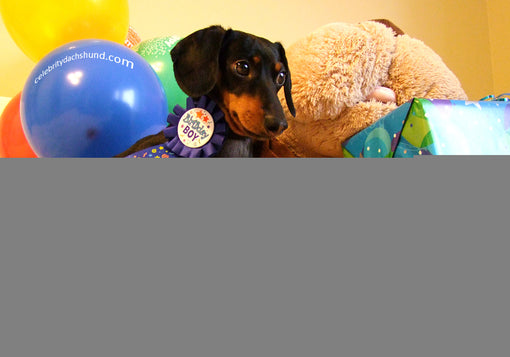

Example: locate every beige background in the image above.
[1,0,509,101]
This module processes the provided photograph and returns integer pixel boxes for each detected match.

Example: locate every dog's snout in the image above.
[264,115,288,135]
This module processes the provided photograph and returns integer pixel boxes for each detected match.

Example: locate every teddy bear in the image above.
[257,19,468,157]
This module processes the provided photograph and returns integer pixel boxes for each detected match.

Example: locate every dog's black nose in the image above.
[264,115,288,135]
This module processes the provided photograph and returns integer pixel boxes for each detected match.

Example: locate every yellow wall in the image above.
[0,0,507,100]
[487,0,510,96]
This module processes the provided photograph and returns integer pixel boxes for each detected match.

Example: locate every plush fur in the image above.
[258,20,468,157]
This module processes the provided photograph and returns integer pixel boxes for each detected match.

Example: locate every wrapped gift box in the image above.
[342,98,510,157]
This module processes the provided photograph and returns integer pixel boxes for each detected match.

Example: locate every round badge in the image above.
[164,96,227,157]
[177,108,215,148]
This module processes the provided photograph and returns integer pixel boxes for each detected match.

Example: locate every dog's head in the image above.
[170,25,296,140]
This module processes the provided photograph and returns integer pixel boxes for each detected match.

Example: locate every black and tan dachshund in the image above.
[116,25,296,157]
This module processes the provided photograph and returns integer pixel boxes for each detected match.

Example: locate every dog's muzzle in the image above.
[264,115,288,136]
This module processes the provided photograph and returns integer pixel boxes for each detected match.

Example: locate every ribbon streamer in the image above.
[480,93,510,102]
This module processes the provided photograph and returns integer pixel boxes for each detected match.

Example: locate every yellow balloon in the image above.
[0,0,129,62]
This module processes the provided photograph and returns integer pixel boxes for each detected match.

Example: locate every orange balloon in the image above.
[0,92,37,158]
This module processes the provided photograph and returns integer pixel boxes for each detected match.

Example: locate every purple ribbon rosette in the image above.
[163,96,227,157]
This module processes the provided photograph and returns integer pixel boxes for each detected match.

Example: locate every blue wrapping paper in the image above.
[342,98,510,157]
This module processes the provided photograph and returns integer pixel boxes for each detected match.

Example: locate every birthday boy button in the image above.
[177,108,215,148]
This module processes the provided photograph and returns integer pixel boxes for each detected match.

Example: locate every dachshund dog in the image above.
[116,25,296,157]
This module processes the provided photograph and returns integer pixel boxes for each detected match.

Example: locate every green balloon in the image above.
[134,36,188,113]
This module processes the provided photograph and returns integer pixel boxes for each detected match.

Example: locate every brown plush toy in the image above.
[258,19,468,157]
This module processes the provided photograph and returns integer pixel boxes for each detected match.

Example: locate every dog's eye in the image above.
[276,71,286,86]
[235,61,250,76]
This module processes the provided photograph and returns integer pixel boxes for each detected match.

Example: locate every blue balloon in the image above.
[21,39,168,157]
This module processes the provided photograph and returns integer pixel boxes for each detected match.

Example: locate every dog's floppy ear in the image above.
[170,25,227,97]
[275,42,296,117]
